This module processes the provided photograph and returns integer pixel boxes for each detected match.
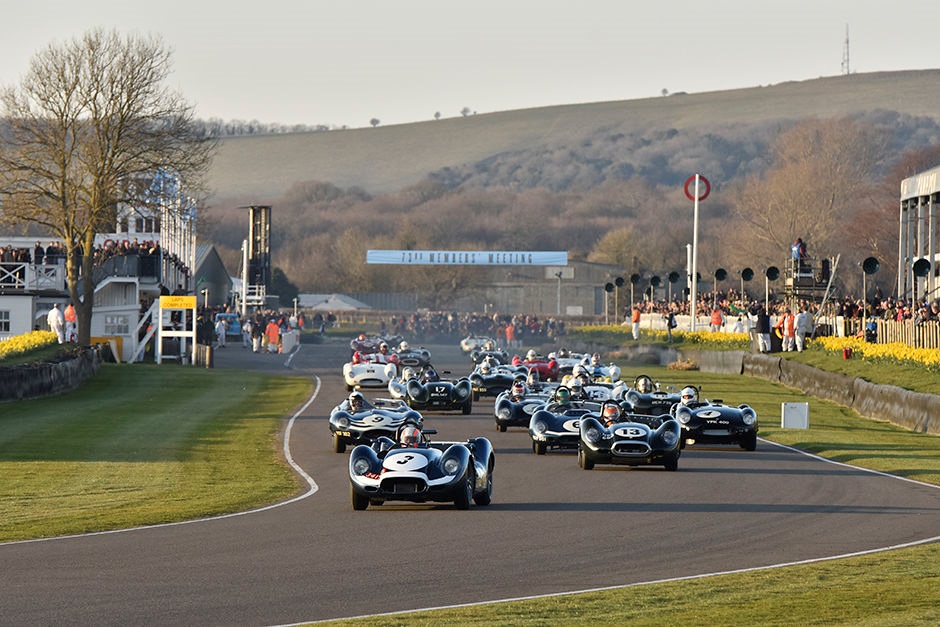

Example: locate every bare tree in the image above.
[0,28,217,345]
[728,117,886,264]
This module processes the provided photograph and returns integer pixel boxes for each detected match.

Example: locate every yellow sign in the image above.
[160,295,197,309]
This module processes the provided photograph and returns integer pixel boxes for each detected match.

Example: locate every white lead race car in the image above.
[343,354,398,390]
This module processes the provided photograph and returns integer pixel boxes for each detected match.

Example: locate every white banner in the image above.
[367,250,568,266]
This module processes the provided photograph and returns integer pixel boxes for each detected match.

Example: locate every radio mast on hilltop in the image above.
[841,24,850,75]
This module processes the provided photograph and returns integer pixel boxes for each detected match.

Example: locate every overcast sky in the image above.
[1,1,938,129]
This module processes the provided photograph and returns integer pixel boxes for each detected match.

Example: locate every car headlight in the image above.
[352,458,371,475]
[497,408,510,420]
[334,416,349,429]
[442,458,461,475]
[584,426,602,444]
[742,410,757,426]
[455,384,470,399]
[676,409,692,425]
[533,420,547,434]
[661,430,678,447]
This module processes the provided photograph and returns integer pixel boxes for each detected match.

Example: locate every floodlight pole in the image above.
[690,175,701,332]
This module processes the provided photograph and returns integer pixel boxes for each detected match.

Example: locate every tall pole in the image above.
[862,269,867,340]
[241,239,249,321]
[690,175,701,332]
[555,271,562,315]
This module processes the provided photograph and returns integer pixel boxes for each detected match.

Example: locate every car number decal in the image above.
[383,452,429,471]
[614,426,646,438]
[562,418,581,432]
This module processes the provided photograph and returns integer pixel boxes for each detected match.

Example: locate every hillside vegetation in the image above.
[201,70,940,301]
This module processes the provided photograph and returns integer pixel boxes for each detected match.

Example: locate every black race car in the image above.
[672,394,759,451]
[493,387,554,432]
[470,348,511,365]
[528,387,601,455]
[577,403,682,471]
[395,346,432,369]
[348,427,495,510]
[469,363,525,401]
[328,398,423,454]
[403,376,474,414]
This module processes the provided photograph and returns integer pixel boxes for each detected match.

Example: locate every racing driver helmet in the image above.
[379,342,389,354]
[680,386,698,406]
[525,349,537,361]
[591,353,601,366]
[400,424,422,447]
[554,387,571,405]
[399,341,409,352]
[511,380,526,400]
[635,375,654,394]
[602,403,620,425]
[348,391,365,412]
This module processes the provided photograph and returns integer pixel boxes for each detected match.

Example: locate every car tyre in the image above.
[332,433,346,454]
[462,400,472,415]
[473,467,493,506]
[454,472,473,510]
[497,422,507,433]
[351,485,369,511]
[534,441,547,455]
[663,451,679,471]
[741,431,758,451]
[578,446,594,470]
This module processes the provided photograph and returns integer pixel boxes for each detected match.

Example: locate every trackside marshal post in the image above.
[158,295,197,365]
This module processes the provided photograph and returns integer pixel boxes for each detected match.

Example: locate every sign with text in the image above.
[160,295,197,309]
[367,250,568,266]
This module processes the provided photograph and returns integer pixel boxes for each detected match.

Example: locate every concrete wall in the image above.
[0,347,101,402]
[681,349,940,435]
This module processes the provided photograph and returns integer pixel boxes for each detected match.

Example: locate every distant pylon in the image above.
[841,24,850,75]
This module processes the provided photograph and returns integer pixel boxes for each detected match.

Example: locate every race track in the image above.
[2,340,939,625]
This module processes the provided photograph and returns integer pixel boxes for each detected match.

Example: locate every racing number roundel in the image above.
[683,175,711,201]
[383,452,429,472]
[614,426,647,438]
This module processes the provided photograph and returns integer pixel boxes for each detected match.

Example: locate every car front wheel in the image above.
[351,484,369,511]
[454,472,473,510]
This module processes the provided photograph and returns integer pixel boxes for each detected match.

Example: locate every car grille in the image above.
[703,429,731,436]
[382,478,428,494]
[612,441,651,456]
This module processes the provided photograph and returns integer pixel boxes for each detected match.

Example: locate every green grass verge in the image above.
[0,363,312,542]
[322,542,940,626]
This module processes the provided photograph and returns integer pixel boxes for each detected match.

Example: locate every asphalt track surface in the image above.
[2,339,939,626]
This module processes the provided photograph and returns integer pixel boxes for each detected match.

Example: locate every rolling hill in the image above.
[206,69,940,206]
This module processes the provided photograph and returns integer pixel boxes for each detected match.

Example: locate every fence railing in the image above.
[875,319,940,349]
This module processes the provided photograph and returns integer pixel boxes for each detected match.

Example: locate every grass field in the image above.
[0,362,312,542]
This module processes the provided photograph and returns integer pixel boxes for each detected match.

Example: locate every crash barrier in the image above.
[680,349,940,435]
[0,346,101,402]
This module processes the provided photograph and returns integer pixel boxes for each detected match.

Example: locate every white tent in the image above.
[298,293,372,311]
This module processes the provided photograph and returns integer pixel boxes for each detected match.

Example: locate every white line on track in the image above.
[285,435,940,626]
[1,362,322,547]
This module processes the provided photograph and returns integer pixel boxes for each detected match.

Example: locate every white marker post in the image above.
[684,174,710,332]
